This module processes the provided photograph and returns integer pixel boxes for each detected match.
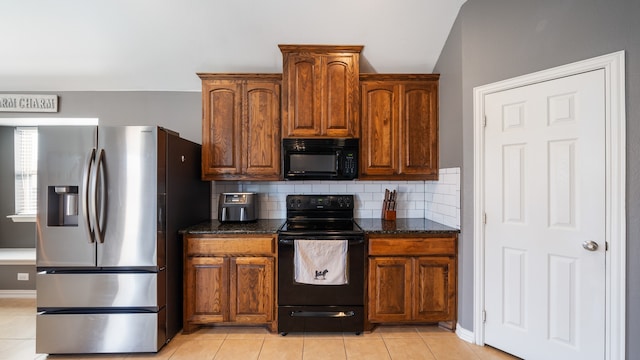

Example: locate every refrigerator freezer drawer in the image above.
[36,311,165,354]
[37,272,163,308]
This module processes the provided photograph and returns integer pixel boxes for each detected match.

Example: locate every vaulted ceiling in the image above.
[1,0,466,91]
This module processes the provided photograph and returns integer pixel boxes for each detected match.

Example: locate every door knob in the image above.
[582,241,599,251]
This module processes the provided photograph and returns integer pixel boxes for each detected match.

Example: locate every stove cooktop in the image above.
[278,194,363,236]
[278,218,363,234]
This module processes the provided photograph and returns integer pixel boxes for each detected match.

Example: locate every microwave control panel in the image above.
[342,151,357,177]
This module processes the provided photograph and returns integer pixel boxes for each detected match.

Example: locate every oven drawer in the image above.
[368,236,456,256]
[278,305,364,334]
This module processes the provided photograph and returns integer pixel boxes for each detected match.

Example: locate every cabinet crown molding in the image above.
[360,73,440,81]
[197,73,282,81]
[278,44,364,54]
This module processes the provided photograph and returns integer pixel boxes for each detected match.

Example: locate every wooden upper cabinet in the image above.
[400,81,439,177]
[244,81,281,177]
[201,79,242,177]
[360,81,397,177]
[360,74,440,180]
[199,74,281,180]
[279,45,362,138]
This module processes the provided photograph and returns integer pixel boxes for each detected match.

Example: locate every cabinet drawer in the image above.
[186,236,275,256]
[368,236,456,256]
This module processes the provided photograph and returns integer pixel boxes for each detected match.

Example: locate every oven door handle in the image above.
[290,310,355,318]
[279,238,364,246]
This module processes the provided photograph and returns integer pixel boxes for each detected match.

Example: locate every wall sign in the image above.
[0,94,58,113]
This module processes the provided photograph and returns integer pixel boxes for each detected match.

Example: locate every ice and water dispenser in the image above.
[47,186,79,226]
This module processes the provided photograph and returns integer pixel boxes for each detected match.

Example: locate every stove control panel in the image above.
[287,194,354,210]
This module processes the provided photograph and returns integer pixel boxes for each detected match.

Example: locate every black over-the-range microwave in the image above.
[282,138,358,180]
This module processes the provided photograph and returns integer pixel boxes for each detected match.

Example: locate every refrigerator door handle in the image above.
[83,148,97,243]
[94,148,106,244]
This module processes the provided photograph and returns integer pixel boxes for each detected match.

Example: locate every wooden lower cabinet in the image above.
[183,235,276,333]
[367,235,457,329]
[186,256,228,325]
[368,257,412,322]
[413,256,456,322]
[230,257,274,324]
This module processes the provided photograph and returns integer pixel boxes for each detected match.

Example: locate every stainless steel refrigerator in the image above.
[35,126,210,354]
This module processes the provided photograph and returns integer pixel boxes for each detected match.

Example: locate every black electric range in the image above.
[277,194,365,335]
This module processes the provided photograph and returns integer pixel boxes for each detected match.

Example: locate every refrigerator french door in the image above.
[36,126,209,354]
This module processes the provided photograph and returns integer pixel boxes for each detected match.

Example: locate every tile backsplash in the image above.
[425,168,461,229]
[210,167,460,229]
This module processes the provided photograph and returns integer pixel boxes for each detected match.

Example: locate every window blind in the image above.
[14,127,38,215]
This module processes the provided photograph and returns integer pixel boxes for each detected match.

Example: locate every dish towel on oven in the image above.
[294,239,348,285]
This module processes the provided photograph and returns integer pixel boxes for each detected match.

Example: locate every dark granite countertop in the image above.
[180,219,285,235]
[181,218,458,235]
[355,218,459,234]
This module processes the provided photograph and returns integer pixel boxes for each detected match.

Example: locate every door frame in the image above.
[473,51,626,359]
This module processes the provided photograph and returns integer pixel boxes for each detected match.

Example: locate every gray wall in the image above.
[0,127,36,248]
[0,91,202,144]
[434,0,639,356]
[1,127,37,290]
[436,14,463,169]
[0,265,36,290]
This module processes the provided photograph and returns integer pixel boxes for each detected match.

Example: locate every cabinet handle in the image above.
[279,238,364,245]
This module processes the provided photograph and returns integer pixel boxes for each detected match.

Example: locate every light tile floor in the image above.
[0,298,520,360]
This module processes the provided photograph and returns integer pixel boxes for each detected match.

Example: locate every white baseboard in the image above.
[0,290,36,298]
[456,323,475,344]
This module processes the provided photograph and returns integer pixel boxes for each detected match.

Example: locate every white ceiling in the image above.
[1,0,466,92]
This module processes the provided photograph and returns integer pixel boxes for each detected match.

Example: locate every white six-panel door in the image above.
[483,69,606,360]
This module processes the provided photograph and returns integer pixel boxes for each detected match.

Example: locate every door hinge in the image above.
[482,310,486,323]
[483,115,487,127]
[606,242,609,251]
[483,213,487,224]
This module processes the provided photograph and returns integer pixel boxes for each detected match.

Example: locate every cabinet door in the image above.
[323,54,359,137]
[360,82,398,177]
[184,256,229,327]
[281,46,361,138]
[398,81,439,178]
[367,257,412,322]
[413,256,456,322]
[202,80,242,178]
[230,257,275,323]
[282,54,322,137]
[244,81,281,178]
